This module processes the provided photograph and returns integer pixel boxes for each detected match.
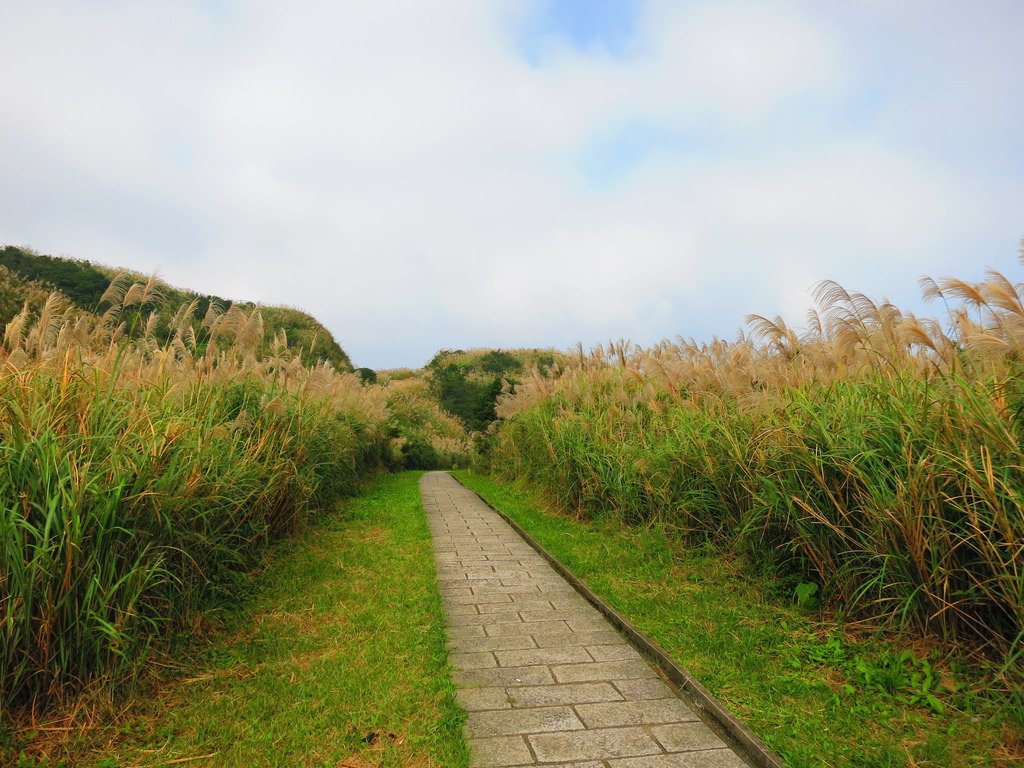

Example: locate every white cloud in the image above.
[641,0,849,122]
[0,0,1021,367]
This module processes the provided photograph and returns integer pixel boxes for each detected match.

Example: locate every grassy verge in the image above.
[453,470,1022,768]
[12,471,469,768]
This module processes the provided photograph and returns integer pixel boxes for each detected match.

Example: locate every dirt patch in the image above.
[336,758,377,768]
[257,605,341,636]
[334,729,442,768]
[180,664,261,685]
[287,646,342,672]
[359,526,392,545]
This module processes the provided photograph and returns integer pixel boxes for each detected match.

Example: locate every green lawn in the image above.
[17,471,469,768]
[453,470,1022,768]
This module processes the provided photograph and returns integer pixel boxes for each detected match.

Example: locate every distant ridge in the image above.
[0,244,352,370]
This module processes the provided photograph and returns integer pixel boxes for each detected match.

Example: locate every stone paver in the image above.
[421,472,752,767]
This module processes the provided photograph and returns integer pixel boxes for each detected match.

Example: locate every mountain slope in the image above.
[0,245,352,370]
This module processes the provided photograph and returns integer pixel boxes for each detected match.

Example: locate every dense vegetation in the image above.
[7,239,1022,764]
[0,272,467,722]
[426,348,560,431]
[0,246,352,370]
[0,246,110,310]
[0,267,51,330]
[491,261,1024,692]
[385,376,473,469]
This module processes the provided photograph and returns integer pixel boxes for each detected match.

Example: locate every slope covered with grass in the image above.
[0,245,352,370]
[424,347,566,432]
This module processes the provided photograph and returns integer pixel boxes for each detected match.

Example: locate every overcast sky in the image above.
[1,1,1021,368]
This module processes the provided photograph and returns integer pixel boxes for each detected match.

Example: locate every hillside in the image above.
[0,245,352,370]
[423,347,567,431]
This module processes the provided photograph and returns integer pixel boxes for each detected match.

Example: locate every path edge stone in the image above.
[451,474,787,768]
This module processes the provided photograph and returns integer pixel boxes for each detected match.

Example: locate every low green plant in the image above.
[793,581,820,610]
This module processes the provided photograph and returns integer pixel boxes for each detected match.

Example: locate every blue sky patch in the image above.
[518,0,643,64]
[575,119,689,188]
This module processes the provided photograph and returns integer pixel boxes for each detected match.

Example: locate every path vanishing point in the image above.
[421,471,755,768]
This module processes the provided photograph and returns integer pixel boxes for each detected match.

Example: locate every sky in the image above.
[1,1,1022,369]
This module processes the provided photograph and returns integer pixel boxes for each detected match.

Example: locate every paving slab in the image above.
[467,706,585,738]
[551,660,659,684]
[574,700,701,728]
[453,664,556,688]
[608,753,748,768]
[507,683,624,708]
[529,727,661,762]
[469,735,533,767]
[495,647,594,667]
[421,471,756,768]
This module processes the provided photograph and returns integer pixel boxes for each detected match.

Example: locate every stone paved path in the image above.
[421,472,751,768]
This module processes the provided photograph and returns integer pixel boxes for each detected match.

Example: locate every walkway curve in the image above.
[421,471,752,768]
